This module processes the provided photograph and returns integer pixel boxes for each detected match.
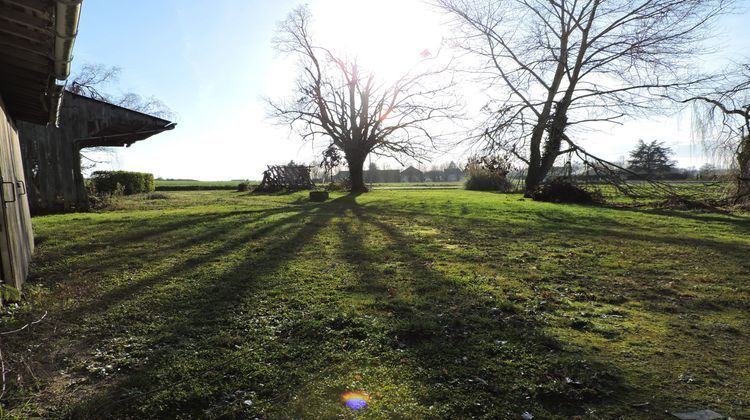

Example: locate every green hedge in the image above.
[90,171,155,195]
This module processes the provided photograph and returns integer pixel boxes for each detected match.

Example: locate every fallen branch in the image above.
[562,135,679,197]
[558,135,729,210]
[0,311,49,401]
[0,311,48,336]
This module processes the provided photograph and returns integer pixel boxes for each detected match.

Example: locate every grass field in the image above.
[2,189,749,418]
[154,180,252,187]
[152,180,462,191]
[368,182,464,189]
[154,180,256,191]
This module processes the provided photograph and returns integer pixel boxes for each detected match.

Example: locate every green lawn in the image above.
[2,190,749,418]
[154,180,252,187]
[369,182,464,189]
[153,180,257,191]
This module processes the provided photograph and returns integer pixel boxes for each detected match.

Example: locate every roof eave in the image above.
[48,0,82,126]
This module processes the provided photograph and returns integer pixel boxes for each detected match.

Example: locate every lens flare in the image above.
[341,391,370,410]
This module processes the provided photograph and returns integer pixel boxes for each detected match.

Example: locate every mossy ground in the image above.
[1,190,748,418]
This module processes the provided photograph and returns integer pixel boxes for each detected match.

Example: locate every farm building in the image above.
[400,166,424,183]
[17,93,175,213]
[0,0,82,290]
[335,165,464,184]
[335,168,405,183]
[365,169,400,183]
[443,162,464,181]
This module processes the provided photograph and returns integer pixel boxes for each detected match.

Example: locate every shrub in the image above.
[0,284,21,304]
[237,182,250,192]
[530,178,602,204]
[90,171,155,195]
[87,181,125,210]
[324,179,351,192]
[464,155,513,192]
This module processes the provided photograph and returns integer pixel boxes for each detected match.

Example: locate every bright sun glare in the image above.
[310,0,444,81]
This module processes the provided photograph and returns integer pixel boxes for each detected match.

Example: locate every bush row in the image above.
[90,171,155,195]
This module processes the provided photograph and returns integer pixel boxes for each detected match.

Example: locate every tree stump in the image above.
[309,191,329,202]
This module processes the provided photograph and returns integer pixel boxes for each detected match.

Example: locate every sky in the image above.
[71,0,750,180]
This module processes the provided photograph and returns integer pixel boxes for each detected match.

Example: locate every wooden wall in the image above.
[0,95,34,291]
[17,120,85,213]
[17,93,173,214]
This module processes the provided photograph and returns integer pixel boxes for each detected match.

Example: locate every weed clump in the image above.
[323,179,352,192]
[87,181,125,210]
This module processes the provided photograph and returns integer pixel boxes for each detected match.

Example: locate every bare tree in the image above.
[116,92,174,120]
[69,63,121,101]
[268,6,460,193]
[682,63,750,204]
[68,64,175,170]
[436,0,730,195]
[69,64,175,120]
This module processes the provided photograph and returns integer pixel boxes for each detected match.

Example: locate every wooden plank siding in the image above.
[17,92,174,214]
[0,94,34,290]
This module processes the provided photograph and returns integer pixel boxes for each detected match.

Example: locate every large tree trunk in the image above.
[524,139,562,196]
[523,108,568,196]
[347,154,368,194]
[736,134,750,205]
[524,164,544,196]
[524,125,556,195]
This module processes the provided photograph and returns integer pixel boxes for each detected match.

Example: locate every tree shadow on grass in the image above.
[53,206,312,318]
[10,194,748,418]
[333,197,634,418]
[34,196,352,418]
[36,204,312,262]
[348,198,750,417]
[616,206,750,232]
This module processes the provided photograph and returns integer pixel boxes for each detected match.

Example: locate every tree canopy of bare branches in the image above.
[68,63,121,101]
[682,62,750,203]
[268,6,460,193]
[686,63,750,136]
[69,64,174,120]
[437,0,731,194]
[68,64,175,172]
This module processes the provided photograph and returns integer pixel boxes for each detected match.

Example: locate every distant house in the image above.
[334,164,465,183]
[424,170,444,182]
[335,168,415,184]
[365,169,400,183]
[333,170,349,182]
[400,166,424,182]
[443,162,464,182]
